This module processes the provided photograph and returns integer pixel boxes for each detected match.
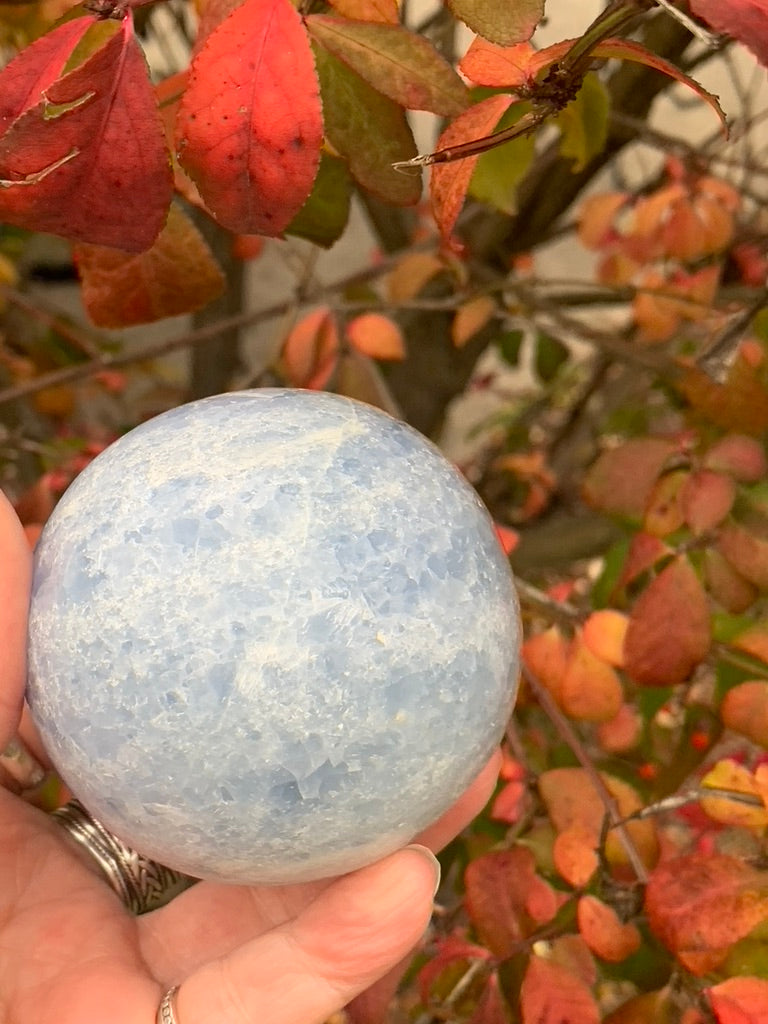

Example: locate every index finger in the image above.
[0,491,33,747]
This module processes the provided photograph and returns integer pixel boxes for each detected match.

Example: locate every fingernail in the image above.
[405,843,441,897]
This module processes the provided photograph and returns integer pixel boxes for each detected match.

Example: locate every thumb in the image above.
[178,845,440,1024]
[0,491,32,748]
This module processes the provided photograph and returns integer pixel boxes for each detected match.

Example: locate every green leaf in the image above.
[306,16,468,117]
[445,0,543,46]
[497,329,524,366]
[555,72,610,172]
[535,332,569,382]
[286,152,352,247]
[312,43,421,206]
[468,101,535,215]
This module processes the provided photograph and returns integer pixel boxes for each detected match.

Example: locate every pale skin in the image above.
[0,492,500,1024]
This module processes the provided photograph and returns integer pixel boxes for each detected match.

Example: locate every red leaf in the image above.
[465,847,558,957]
[616,532,672,591]
[646,852,768,974]
[704,435,767,483]
[718,522,768,591]
[430,94,512,241]
[681,470,736,534]
[177,0,322,235]
[582,438,677,519]
[690,0,768,69]
[520,956,599,1024]
[709,977,768,1024]
[345,313,405,360]
[0,16,95,126]
[623,556,711,686]
[74,204,225,327]
[491,779,527,824]
[0,17,172,251]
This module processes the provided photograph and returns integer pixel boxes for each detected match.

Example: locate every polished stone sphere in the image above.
[27,390,520,884]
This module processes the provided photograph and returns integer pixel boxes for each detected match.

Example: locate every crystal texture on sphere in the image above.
[27,390,520,884]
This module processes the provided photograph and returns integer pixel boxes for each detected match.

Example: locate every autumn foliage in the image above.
[5,0,768,1021]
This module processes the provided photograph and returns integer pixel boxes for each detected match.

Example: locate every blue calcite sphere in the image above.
[27,390,520,884]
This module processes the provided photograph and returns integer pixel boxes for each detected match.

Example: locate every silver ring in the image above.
[157,985,181,1024]
[52,800,196,914]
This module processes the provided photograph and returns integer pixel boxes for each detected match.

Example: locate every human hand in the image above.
[0,492,499,1024]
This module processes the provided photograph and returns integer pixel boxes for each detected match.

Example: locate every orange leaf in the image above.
[560,632,623,723]
[326,0,398,24]
[539,768,658,877]
[458,38,563,88]
[465,847,558,957]
[709,976,768,1024]
[520,955,599,1024]
[522,626,568,703]
[345,313,405,361]
[553,823,599,888]
[387,252,445,302]
[732,624,768,664]
[597,704,642,753]
[643,469,688,537]
[623,556,711,686]
[548,934,597,987]
[452,295,497,347]
[577,895,641,962]
[704,435,767,483]
[430,94,513,242]
[677,355,768,436]
[583,610,628,668]
[176,0,322,235]
[701,759,768,829]
[603,991,669,1024]
[721,682,768,748]
[281,307,339,389]
[578,192,629,249]
[582,439,677,519]
[74,205,225,328]
[646,852,768,974]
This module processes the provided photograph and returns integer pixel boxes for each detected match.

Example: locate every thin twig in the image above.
[522,663,650,884]
[653,0,717,46]
[618,786,765,823]
[515,577,582,625]
[697,286,768,381]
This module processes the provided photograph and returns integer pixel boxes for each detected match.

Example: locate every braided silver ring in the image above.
[52,799,196,914]
[157,985,181,1024]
